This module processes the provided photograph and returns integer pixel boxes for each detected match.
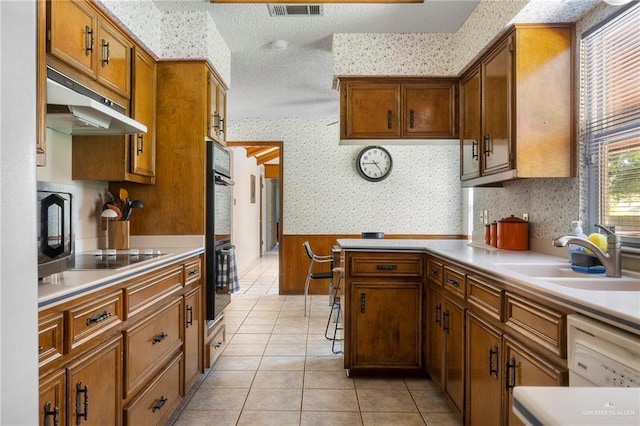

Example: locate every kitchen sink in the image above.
[494,262,598,278]
[543,276,640,291]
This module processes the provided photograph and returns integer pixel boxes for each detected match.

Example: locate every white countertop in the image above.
[513,386,640,425]
[38,241,204,311]
[337,239,640,334]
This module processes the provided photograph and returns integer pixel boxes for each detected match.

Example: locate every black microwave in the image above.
[37,182,73,279]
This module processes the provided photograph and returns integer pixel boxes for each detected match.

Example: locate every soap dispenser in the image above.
[568,220,587,263]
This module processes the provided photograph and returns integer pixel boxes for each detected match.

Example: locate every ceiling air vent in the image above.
[268,4,324,17]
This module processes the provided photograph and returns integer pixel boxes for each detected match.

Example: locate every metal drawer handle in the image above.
[84,26,94,55]
[506,357,517,390]
[489,345,499,378]
[188,268,198,276]
[152,332,168,345]
[76,381,88,425]
[186,305,193,327]
[376,264,398,270]
[409,109,415,129]
[136,134,144,155]
[430,268,440,276]
[442,311,450,333]
[435,304,442,326]
[86,310,112,326]
[472,139,479,160]
[214,341,223,348]
[101,40,110,66]
[44,401,59,426]
[446,278,460,288]
[151,396,168,413]
[387,110,392,129]
[39,345,44,353]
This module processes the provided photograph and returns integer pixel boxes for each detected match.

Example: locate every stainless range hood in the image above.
[46,67,147,135]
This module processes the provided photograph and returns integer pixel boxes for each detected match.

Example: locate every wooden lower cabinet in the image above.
[425,286,444,388]
[184,287,202,392]
[67,335,123,426]
[39,368,66,426]
[443,296,465,417]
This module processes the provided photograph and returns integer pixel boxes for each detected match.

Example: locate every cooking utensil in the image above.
[119,188,128,204]
[124,200,143,220]
[107,204,123,220]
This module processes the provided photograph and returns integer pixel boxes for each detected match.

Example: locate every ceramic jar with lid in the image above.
[497,215,529,250]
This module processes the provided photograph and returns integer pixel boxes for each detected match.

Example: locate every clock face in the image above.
[356,146,393,182]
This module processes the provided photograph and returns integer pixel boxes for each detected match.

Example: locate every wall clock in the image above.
[356,146,393,182]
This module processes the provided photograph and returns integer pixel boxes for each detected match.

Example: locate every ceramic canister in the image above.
[497,215,529,250]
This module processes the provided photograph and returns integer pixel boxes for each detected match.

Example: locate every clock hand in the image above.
[370,160,383,172]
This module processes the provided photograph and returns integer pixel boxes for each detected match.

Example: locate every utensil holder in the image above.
[108,221,130,250]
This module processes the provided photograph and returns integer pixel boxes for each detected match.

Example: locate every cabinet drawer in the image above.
[350,253,424,277]
[505,293,565,357]
[427,258,444,287]
[123,352,182,426]
[124,297,182,398]
[207,321,226,368]
[443,266,466,299]
[183,257,202,287]
[124,265,183,318]
[65,290,123,352]
[39,312,64,367]
[467,275,503,321]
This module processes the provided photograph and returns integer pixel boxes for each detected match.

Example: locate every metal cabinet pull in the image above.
[84,26,94,55]
[484,134,493,157]
[442,311,450,333]
[376,264,398,270]
[489,345,499,378]
[214,341,223,348]
[220,117,225,134]
[86,310,112,326]
[39,345,44,353]
[430,268,439,277]
[101,40,110,66]
[472,139,479,160]
[136,134,144,155]
[44,401,59,426]
[409,109,415,129]
[387,110,392,129]
[76,381,88,425]
[435,304,442,326]
[151,396,168,413]
[505,357,517,390]
[446,278,460,288]
[360,293,366,313]
[152,332,168,345]
[186,305,193,327]
[188,268,198,276]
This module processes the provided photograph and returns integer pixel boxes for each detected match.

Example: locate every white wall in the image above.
[230,147,263,275]
[0,1,39,423]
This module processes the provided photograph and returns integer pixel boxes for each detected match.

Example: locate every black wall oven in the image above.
[206,141,234,323]
[37,182,73,279]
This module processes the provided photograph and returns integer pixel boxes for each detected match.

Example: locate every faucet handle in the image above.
[594,224,620,244]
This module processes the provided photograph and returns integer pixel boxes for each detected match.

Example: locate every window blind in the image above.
[583,2,640,243]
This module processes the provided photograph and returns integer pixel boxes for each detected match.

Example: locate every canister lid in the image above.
[499,215,527,223]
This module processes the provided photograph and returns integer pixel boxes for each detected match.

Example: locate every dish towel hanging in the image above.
[217,246,240,294]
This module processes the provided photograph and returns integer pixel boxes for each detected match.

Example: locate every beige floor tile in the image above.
[269,333,308,345]
[173,409,240,426]
[273,324,309,334]
[237,410,301,426]
[252,302,284,311]
[242,316,278,326]
[252,370,304,389]
[410,390,453,413]
[354,377,408,390]
[305,356,346,371]
[247,310,280,319]
[301,411,363,426]
[200,370,256,389]
[357,389,418,412]
[302,389,360,412]
[185,387,249,411]
[244,388,303,411]
[279,309,306,318]
[236,324,275,334]
[222,343,266,356]
[404,377,439,391]
[421,412,461,425]
[259,355,306,371]
[306,343,341,357]
[361,412,426,426]
[304,370,355,389]
[264,343,307,356]
[231,333,271,344]
[276,317,309,326]
[212,356,261,371]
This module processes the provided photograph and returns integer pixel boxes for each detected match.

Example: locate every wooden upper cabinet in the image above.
[460,24,575,186]
[340,78,458,140]
[343,82,401,139]
[216,83,227,145]
[131,47,156,178]
[206,69,228,145]
[402,82,457,138]
[95,17,132,98]
[46,0,131,99]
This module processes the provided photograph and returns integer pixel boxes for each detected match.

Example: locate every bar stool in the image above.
[302,241,333,317]
[324,266,343,354]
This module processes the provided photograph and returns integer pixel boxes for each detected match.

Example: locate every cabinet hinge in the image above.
[508,43,514,53]
[47,29,51,42]
[343,88,347,98]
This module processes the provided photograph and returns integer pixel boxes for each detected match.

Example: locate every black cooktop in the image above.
[70,250,168,270]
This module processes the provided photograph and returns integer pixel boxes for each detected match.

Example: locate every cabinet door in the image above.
[426,286,444,388]
[207,71,218,140]
[482,37,512,175]
[350,282,422,368]
[343,83,401,139]
[47,0,97,79]
[460,67,481,180]
[67,335,122,426]
[96,17,132,98]
[216,84,227,145]
[466,312,503,425]
[443,297,465,416]
[39,369,66,426]
[402,82,457,138]
[184,287,202,392]
[504,336,567,426]
[131,47,156,178]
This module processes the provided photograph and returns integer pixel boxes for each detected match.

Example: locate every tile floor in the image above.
[170,248,460,426]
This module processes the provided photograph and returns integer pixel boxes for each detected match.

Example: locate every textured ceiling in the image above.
[153,0,600,121]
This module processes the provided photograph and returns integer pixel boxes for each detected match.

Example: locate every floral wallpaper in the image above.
[228,118,463,235]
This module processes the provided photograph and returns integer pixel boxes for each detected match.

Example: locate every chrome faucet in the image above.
[553,224,622,277]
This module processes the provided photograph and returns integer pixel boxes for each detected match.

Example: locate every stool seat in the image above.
[310,271,333,280]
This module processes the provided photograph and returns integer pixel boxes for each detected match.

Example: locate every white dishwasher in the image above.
[513,314,640,425]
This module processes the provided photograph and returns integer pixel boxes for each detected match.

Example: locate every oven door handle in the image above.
[214,175,235,186]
